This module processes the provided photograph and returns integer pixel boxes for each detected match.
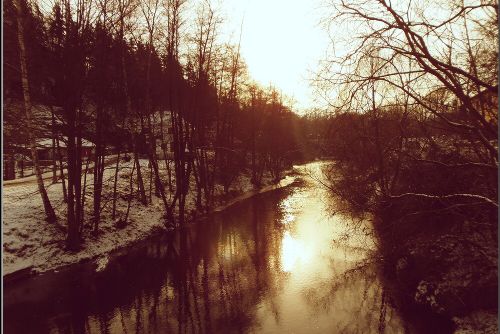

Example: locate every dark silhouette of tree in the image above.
[3,0,311,253]
[12,0,57,222]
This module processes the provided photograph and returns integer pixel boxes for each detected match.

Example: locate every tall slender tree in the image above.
[14,0,56,222]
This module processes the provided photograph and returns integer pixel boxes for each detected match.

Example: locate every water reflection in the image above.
[281,231,312,273]
[5,163,427,334]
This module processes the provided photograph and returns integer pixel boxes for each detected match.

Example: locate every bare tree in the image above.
[56,0,95,250]
[115,0,147,206]
[190,0,222,209]
[317,0,498,204]
[14,0,56,222]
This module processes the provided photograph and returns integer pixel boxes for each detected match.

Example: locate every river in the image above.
[3,162,450,333]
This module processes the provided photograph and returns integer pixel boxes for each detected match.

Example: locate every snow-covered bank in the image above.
[452,310,498,334]
[3,154,120,187]
[3,157,299,277]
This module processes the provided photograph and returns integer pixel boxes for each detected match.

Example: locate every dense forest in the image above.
[3,0,323,251]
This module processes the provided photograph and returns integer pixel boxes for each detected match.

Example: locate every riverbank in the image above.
[3,157,298,279]
[319,160,497,334]
[3,160,420,334]
[374,196,497,334]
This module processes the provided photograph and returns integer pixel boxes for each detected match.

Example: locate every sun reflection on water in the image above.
[281,231,312,272]
[279,189,319,273]
[277,184,346,278]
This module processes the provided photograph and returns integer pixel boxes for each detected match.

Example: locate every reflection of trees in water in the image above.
[301,162,377,255]
[6,185,408,334]
[295,162,408,333]
[91,190,291,334]
[301,258,408,334]
[82,181,396,334]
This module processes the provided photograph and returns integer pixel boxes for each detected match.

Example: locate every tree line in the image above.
[4,0,314,250]
[316,0,497,317]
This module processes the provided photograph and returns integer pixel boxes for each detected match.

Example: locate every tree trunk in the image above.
[51,111,57,183]
[167,159,173,192]
[118,14,146,207]
[160,110,173,192]
[147,131,170,212]
[124,157,136,224]
[15,0,56,222]
[19,158,24,178]
[149,160,154,201]
[66,121,79,250]
[93,108,105,234]
[111,150,121,220]
[56,133,67,202]
[80,153,92,233]
[133,134,147,205]
[74,116,83,237]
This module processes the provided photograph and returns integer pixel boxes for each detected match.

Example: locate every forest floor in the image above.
[3,155,296,277]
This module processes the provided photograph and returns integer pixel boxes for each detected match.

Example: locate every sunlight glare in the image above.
[281,231,312,272]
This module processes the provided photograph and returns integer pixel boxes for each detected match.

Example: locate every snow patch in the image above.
[94,255,109,272]
[3,156,298,276]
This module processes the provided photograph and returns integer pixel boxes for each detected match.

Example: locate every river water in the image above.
[4,162,445,333]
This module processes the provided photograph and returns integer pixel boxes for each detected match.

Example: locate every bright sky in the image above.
[38,0,329,113]
[219,0,330,113]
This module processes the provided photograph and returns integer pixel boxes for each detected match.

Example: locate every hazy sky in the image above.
[218,0,330,112]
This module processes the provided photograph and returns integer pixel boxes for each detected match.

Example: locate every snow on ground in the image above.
[3,154,120,186]
[453,310,498,334]
[3,155,295,276]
